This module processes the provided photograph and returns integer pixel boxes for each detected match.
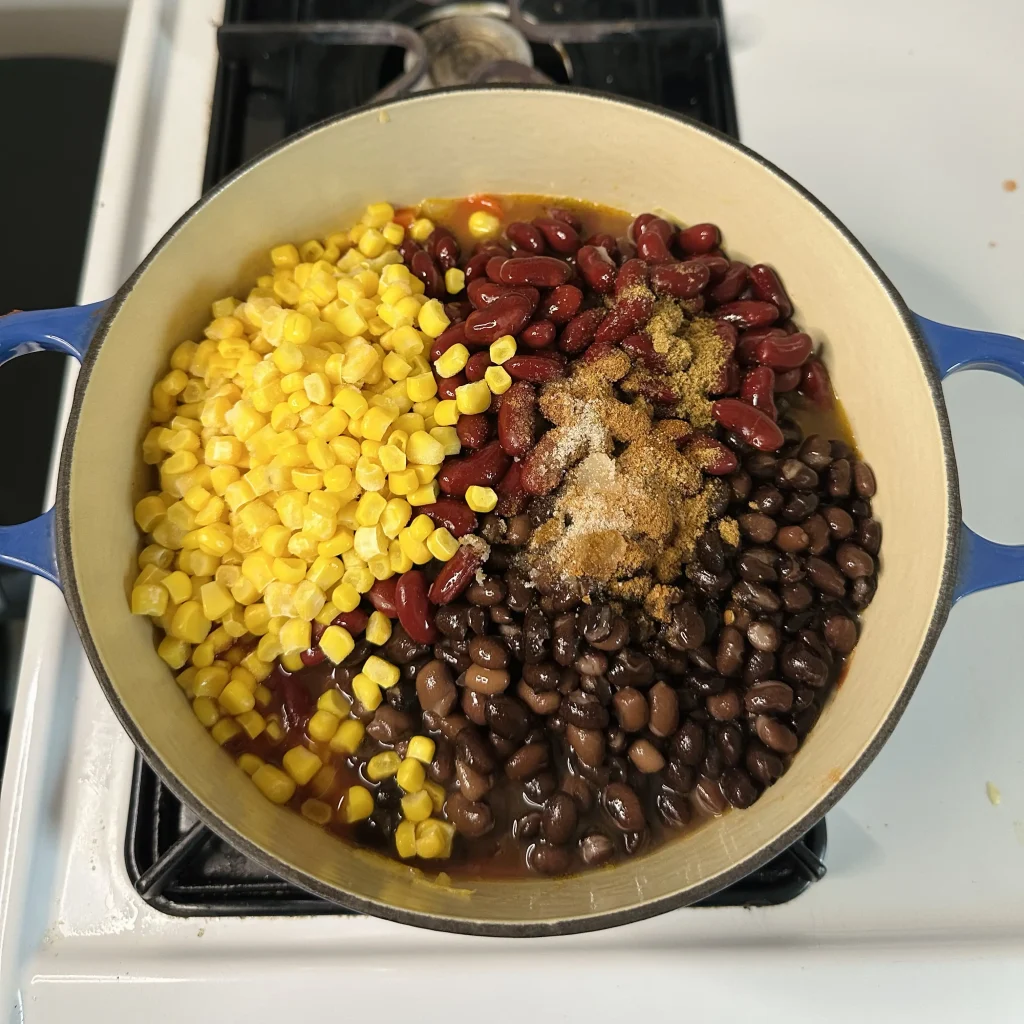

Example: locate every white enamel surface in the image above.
[2,0,1023,1019]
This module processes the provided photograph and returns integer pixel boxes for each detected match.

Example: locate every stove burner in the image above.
[420,13,533,87]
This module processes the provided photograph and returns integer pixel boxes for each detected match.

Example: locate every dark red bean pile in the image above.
[253,200,881,877]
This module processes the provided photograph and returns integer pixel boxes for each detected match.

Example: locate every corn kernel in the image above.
[432,399,459,427]
[131,583,169,617]
[405,371,437,404]
[426,527,459,561]
[407,514,433,542]
[271,556,306,584]
[429,426,461,456]
[308,709,340,743]
[465,485,498,514]
[444,267,466,294]
[401,789,433,822]
[282,745,322,785]
[169,601,211,644]
[318,689,351,718]
[484,364,512,395]
[361,404,397,441]
[423,779,445,813]
[382,351,412,381]
[409,217,434,242]
[408,482,439,506]
[279,617,312,654]
[264,717,285,744]
[134,495,167,532]
[367,751,401,781]
[488,335,517,364]
[199,581,235,620]
[319,623,355,663]
[406,430,445,465]
[468,210,500,239]
[415,818,455,859]
[434,343,468,378]
[406,735,436,765]
[455,379,491,415]
[329,718,365,755]
[351,672,382,710]
[192,696,220,728]
[398,529,431,565]
[307,554,344,590]
[354,457,386,492]
[395,819,417,858]
[235,710,266,740]
[355,491,387,526]
[237,752,264,776]
[270,243,300,268]
[396,757,426,793]
[365,610,392,646]
[417,298,450,339]
[343,784,374,822]
[252,763,296,804]
[218,680,255,715]
[387,467,419,495]
[361,654,399,688]
[343,565,375,593]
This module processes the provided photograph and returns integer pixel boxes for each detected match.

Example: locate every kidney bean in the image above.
[461,352,489,384]
[300,645,326,667]
[603,782,645,831]
[436,373,465,402]
[740,365,778,420]
[485,255,509,282]
[398,237,421,264]
[410,249,444,299]
[576,244,617,293]
[628,213,658,241]
[394,571,437,645]
[677,222,720,255]
[502,354,566,383]
[495,380,536,457]
[748,264,793,319]
[556,307,605,355]
[498,254,573,288]
[506,221,546,253]
[428,542,487,605]
[713,300,780,329]
[533,216,580,254]
[463,251,491,285]
[649,260,711,298]
[465,294,533,344]
[619,332,668,373]
[520,320,556,349]
[712,398,785,451]
[691,253,730,281]
[636,230,674,263]
[430,321,468,361]
[800,356,834,409]
[774,367,802,392]
[539,283,583,325]
[439,441,510,496]
[754,332,812,370]
[495,461,528,516]
[417,502,477,540]
[433,232,460,271]
[709,261,750,304]
[366,578,398,618]
[684,435,738,475]
[330,609,368,636]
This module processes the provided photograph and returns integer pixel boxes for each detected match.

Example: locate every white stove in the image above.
[2,1,1023,1019]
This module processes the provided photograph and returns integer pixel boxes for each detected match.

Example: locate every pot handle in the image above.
[916,315,1024,602]
[0,301,109,587]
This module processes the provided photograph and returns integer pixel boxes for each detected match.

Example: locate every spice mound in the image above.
[524,314,731,614]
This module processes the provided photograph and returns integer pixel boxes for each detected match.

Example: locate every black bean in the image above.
[522,660,559,691]
[782,492,818,521]
[517,679,560,715]
[777,554,806,584]
[562,690,609,730]
[455,757,492,801]
[732,580,782,613]
[607,649,655,687]
[853,461,876,497]
[823,614,858,653]
[743,649,776,684]
[603,782,645,831]
[776,458,819,491]
[522,771,557,804]
[455,728,496,774]
[386,678,418,712]
[589,616,630,652]
[715,624,745,676]
[803,513,831,555]
[505,514,532,547]
[722,768,759,808]
[775,524,809,553]
[744,680,794,713]
[579,832,615,866]
[694,775,728,815]
[836,542,874,579]
[657,787,693,827]
[647,681,680,738]
[541,792,578,845]
[729,469,753,502]
[737,547,779,584]
[857,518,882,555]
[466,576,506,607]
[688,562,733,596]
[664,602,706,651]
[521,606,550,663]
[747,620,780,652]
[606,726,627,754]
[824,506,854,540]
[467,635,507,669]
[567,724,605,767]
[695,528,726,574]
[806,556,846,597]
[366,706,415,743]
[798,434,833,471]
[673,719,705,766]
[461,687,487,725]
[445,791,494,837]
[755,715,799,753]
[780,582,813,613]
[739,512,778,544]
[714,722,745,767]
[752,485,786,516]
[746,454,778,481]
[611,687,649,732]
[828,458,852,497]
[850,576,877,609]
[551,613,579,666]
[743,746,781,788]
[707,689,742,720]
[514,811,541,839]
[664,757,696,794]
[529,842,571,875]
[575,650,608,676]
[780,642,829,687]
[428,738,454,784]
[485,695,529,742]
[581,672,612,704]
[578,604,613,643]
[628,738,666,773]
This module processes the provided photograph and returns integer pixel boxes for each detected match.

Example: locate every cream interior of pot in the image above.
[65,89,954,931]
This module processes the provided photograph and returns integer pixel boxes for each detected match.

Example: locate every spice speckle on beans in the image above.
[130,194,880,878]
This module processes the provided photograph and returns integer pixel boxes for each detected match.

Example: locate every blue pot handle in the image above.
[0,301,109,588]
[915,315,1024,603]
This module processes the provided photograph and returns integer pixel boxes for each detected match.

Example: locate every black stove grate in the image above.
[124,0,827,918]
[126,755,827,916]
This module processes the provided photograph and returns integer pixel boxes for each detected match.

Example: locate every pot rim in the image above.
[53,84,961,936]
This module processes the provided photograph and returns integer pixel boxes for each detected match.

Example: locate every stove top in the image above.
[117,0,828,916]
